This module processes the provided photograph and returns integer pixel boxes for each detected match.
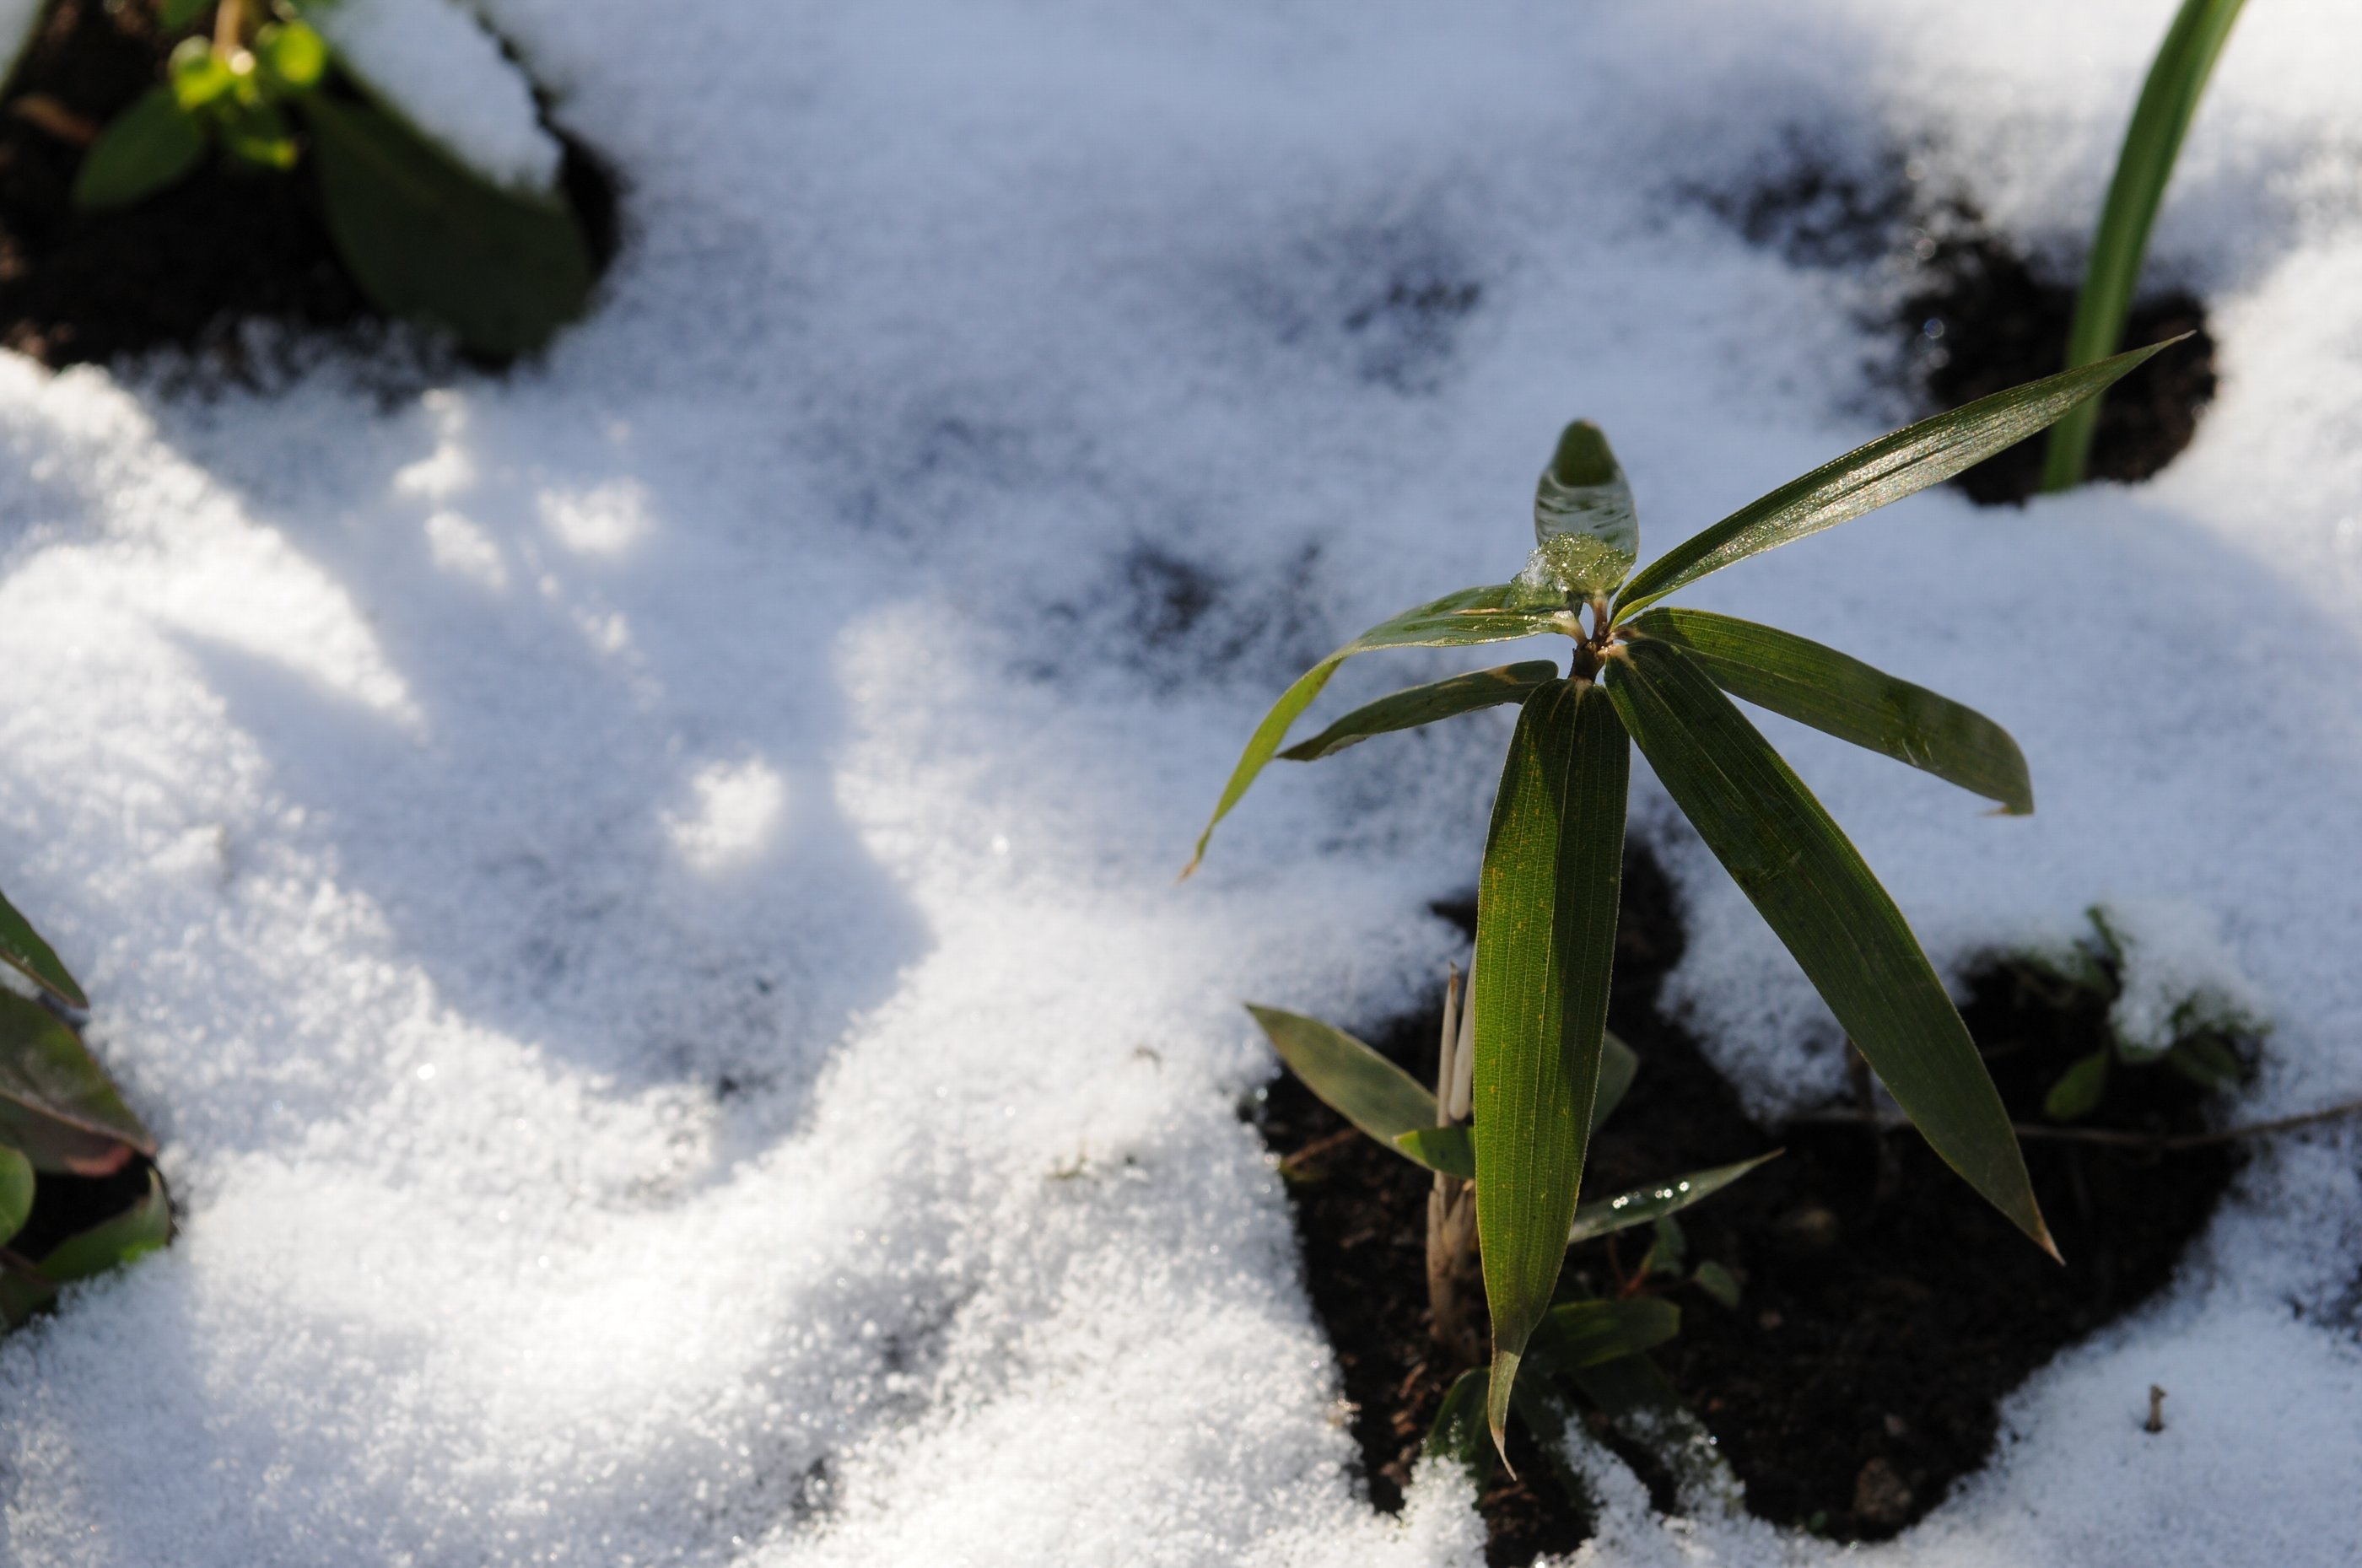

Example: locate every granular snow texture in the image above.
[0,2,2358,1565]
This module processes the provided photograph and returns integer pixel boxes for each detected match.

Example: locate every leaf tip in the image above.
[1486,1349,1521,1475]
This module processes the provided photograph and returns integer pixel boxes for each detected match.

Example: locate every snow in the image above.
[313,0,564,193]
[2,0,2360,1564]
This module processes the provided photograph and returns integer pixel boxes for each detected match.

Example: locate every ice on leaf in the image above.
[1521,420,1638,602]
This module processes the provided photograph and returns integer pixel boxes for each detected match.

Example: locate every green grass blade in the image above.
[1525,421,1639,601]
[1278,661,1561,762]
[1392,1123,1473,1178]
[0,991,154,1164]
[1475,680,1629,1457]
[1567,1152,1778,1245]
[1629,608,2032,813]
[0,1145,31,1248]
[1422,1366,1494,1479]
[1604,638,2051,1255]
[1528,1297,1680,1371]
[1245,1004,1439,1156]
[1185,586,1578,874]
[2041,0,2246,492]
[1612,341,2177,619]
[0,886,87,1010]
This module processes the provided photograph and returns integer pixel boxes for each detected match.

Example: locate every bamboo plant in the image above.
[1192,339,2175,1460]
[2040,0,2246,491]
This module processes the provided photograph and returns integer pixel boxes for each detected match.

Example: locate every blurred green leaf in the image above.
[159,0,213,27]
[2042,0,2246,490]
[1612,341,2178,619]
[0,886,87,1011]
[1691,1259,1742,1309]
[305,92,594,357]
[1422,1366,1493,1480]
[1629,607,2032,814]
[1604,636,2051,1255]
[1277,661,1560,762]
[220,100,299,169]
[1523,420,1638,602]
[255,21,330,94]
[0,991,154,1171]
[1475,679,1627,1454]
[1186,585,1577,874]
[1567,1151,1777,1246]
[73,86,208,210]
[1244,1005,1442,1167]
[1592,1031,1637,1133]
[169,36,236,111]
[2045,1048,2111,1121]
[1528,1296,1680,1371]
[2165,1034,2243,1090]
[0,1166,170,1329]
[1564,1347,1681,1420]
[0,1145,30,1248]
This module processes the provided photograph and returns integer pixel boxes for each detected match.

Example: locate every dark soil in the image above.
[1701,148,2218,505]
[1253,843,2240,1557]
[0,0,617,369]
[1899,234,2215,507]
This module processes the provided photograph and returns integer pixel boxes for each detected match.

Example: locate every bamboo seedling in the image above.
[2040,0,2246,491]
[1196,339,2176,1462]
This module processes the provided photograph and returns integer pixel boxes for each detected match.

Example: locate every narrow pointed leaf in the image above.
[1246,1005,1442,1163]
[1279,661,1561,762]
[1187,585,1578,873]
[0,991,154,1162]
[1604,637,2049,1253]
[0,886,87,1010]
[0,1146,31,1247]
[1475,680,1628,1454]
[1522,421,1639,601]
[72,86,207,211]
[1392,1123,1473,1178]
[1567,1152,1778,1246]
[1629,608,2032,813]
[2042,0,2246,491]
[1612,340,2179,618]
[1527,1297,1680,1372]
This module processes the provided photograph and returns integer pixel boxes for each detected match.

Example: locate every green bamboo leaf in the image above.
[1527,1296,1680,1371]
[0,1145,31,1248]
[1612,341,2179,619]
[1475,679,1628,1456]
[2042,0,2246,491]
[1392,1123,1473,1178]
[305,92,594,357]
[0,991,154,1168]
[72,86,208,211]
[1278,661,1561,762]
[1566,1151,1778,1246]
[1185,585,1578,874]
[1691,1260,1742,1309]
[1521,421,1639,603]
[1628,608,2032,813]
[2045,1048,2111,1120]
[1604,636,2052,1255]
[0,886,86,1010]
[1245,1004,1442,1162]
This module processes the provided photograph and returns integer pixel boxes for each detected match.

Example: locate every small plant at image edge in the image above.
[67,0,595,356]
[2041,0,2245,491]
[0,882,170,1328]
[1190,336,2178,1464]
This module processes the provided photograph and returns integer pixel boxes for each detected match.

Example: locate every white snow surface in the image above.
[2,1,2360,1563]
[313,0,564,192]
